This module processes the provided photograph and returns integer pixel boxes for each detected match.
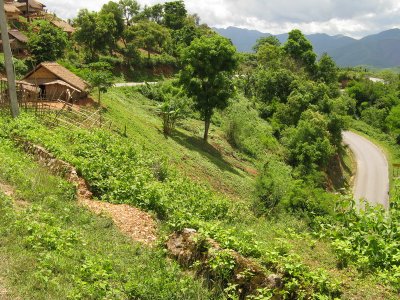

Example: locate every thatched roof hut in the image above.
[15,0,46,18]
[4,3,22,21]
[23,62,89,101]
[0,30,28,53]
[50,19,75,35]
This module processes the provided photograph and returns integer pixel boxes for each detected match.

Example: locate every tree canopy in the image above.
[28,20,68,63]
[180,34,238,141]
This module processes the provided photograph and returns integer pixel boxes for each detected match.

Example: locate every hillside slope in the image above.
[0,88,398,299]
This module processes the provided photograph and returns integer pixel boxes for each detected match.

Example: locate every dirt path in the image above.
[342,131,389,209]
[74,176,157,245]
[80,198,157,245]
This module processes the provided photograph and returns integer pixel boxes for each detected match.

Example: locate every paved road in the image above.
[114,82,157,87]
[342,131,389,210]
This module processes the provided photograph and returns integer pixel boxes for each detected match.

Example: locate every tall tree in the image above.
[74,9,118,61]
[28,20,68,63]
[253,35,281,52]
[124,21,171,59]
[283,29,316,74]
[163,0,187,30]
[140,4,164,24]
[180,35,238,141]
[317,53,338,84]
[118,0,140,25]
[100,1,124,45]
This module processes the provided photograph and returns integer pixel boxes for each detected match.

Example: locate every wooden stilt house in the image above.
[22,62,89,102]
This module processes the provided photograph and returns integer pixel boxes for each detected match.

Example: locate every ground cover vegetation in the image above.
[2,0,400,298]
[0,127,212,300]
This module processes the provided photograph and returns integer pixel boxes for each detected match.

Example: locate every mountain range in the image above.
[214,27,400,68]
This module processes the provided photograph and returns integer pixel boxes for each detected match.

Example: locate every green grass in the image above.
[0,88,398,298]
[102,87,256,202]
[0,137,213,300]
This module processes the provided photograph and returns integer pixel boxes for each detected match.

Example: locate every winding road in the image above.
[342,131,389,210]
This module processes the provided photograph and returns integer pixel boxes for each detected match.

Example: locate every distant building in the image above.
[22,62,89,101]
[367,77,386,84]
[8,29,28,52]
[0,30,28,54]
[49,18,75,36]
[4,2,22,21]
[14,0,46,20]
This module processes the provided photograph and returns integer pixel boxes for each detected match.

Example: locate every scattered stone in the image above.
[166,229,282,298]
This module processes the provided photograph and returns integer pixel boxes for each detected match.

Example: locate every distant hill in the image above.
[330,29,400,68]
[214,27,400,68]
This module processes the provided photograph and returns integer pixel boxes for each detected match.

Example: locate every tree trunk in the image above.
[203,116,211,142]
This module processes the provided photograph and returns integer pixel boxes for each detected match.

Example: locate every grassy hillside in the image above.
[0,131,211,300]
[102,87,257,202]
[0,88,397,298]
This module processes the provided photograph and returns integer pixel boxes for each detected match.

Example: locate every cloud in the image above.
[41,0,400,38]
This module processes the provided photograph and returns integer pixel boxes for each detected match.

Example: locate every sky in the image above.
[41,0,400,38]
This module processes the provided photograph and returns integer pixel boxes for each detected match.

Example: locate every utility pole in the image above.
[0,0,19,118]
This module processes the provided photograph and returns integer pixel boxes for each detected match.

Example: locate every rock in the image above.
[166,230,283,299]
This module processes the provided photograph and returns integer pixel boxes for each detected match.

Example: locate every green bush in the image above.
[0,54,29,78]
[223,98,280,158]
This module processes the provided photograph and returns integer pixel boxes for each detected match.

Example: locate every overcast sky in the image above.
[41,0,400,38]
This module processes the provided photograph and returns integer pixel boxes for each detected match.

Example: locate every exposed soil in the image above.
[0,282,9,300]
[80,197,157,245]
[18,140,157,245]
[0,183,14,198]
[75,177,157,246]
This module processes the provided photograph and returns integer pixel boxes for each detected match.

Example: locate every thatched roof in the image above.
[4,3,21,14]
[15,0,45,10]
[8,30,28,43]
[51,19,75,33]
[43,80,80,92]
[23,62,89,92]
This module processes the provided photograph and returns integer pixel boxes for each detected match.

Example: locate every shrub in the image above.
[223,98,279,158]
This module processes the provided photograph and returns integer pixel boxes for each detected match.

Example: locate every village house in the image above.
[8,29,28,52]
[49,18,75,36]
[22,62,89,102]
[0,30,28,54]
[14,0,46,20]
[4,1,22,21]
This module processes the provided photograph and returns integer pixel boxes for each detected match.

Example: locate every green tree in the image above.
[28,20,68,63]
[317,53,338,84]
[283,29,316,74]
[118,0,140,25]
[253,35,281,52]
[85,62,114,104]
[282,110,335,178]
[387,104,400,143]
[180,35,238,141]
[74,9,119,61]
[140,4,164,24]
[255,68,296,105]
[99,2,125,51]
[164,1,187,30]
[257,43,283,69]
[124,21,171,59]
